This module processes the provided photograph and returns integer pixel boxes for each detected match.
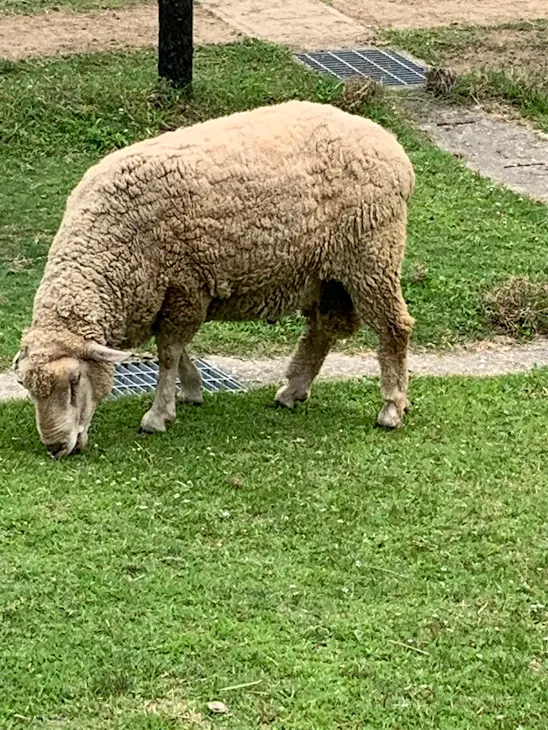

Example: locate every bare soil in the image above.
[331,0,548,30]
[3,0,548,60]
[0,4,241,59]
[0,0,374,59]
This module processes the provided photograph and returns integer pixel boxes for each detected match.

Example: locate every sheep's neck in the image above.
[32,264,122,346]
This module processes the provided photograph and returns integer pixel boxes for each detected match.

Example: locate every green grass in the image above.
[1,42,548,370]
[0,374,548,727]
[0,0,148,16]
[384,20,548,132]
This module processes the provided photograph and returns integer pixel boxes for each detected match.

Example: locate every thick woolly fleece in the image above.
[23,100,414,377]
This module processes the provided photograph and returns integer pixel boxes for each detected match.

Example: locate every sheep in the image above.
[14,99,415,458]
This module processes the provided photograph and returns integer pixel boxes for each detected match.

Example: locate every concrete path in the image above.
[199,0,372,50]
[405,100,548,204]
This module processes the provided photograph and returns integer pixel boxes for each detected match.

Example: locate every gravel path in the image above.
[208,338,548,387]
[3,339,548,401]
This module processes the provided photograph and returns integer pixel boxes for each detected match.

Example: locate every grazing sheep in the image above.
[15,100,415,458]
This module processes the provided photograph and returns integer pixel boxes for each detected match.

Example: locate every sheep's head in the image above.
[14,329,129,459]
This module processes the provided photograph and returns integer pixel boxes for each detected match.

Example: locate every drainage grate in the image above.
[110,358,245,399]
[296,48,426,87]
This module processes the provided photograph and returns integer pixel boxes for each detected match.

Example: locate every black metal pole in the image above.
[158,0,193,88]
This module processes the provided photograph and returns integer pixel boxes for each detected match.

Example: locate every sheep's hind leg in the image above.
[275,313,335,408]
[343,219,414,429]
[373,290,413,429]
[139,336,183,434]
[179,349,203,406]
[275,282,357,409]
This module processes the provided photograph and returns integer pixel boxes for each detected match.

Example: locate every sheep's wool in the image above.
[29,100,414,349]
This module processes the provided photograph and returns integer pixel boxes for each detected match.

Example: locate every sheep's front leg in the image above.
[139,339,183,434]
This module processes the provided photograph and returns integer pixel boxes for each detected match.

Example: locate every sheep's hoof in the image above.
[274,385,309,410]
[376,402,403,429]
[139,410,175,434]
[181,393,204,406]
[138,423,167,435]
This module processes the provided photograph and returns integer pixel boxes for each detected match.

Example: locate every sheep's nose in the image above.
[46,442,66,458]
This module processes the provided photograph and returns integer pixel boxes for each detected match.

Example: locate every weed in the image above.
[331,77,382,113]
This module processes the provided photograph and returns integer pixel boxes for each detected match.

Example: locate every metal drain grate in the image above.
[110,358,245,399]
[296,48,426,87]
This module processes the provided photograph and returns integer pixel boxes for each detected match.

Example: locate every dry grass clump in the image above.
[332,77,383,113]
[484,276,548,335]
[424,66,459,97]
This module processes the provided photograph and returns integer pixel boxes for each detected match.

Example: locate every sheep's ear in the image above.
[84,342,130,364]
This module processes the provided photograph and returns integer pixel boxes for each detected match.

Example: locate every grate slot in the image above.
[370,48,426,81]
[334,49,406,85]
[109,358,246,399]
[295,48,426,87]
[298,52,343,79]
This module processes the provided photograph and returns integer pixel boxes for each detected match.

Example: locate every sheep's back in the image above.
[53,101,413,311]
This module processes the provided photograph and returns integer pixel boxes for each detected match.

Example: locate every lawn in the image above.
[0,373,547,728]
[1,42,548,369]
[385,20,548,132]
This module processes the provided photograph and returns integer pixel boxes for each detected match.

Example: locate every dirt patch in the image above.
[144,696,209,726]
[400,25,548,74]
[3,0,548,61]
[0,4,240,59]
[332,0,548,30]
